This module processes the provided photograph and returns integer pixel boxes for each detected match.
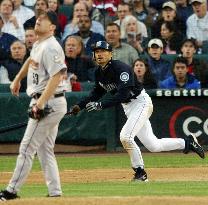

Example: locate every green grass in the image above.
[0,153,207,171]
[0,153,208,198]
[1,182,208,197]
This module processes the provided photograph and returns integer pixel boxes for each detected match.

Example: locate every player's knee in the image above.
[120,134,132,148]
[146,144,162,152]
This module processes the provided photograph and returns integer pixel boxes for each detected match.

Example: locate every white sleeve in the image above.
[186,16,196,39]
[0,66,11,84]
[43,45,67,77]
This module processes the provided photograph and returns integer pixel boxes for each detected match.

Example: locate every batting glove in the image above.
[69,105,81,115]
[86,102,102,112]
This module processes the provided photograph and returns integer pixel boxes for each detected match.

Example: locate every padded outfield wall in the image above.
[0,89,208,151]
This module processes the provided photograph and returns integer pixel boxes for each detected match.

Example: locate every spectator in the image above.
[0,15,17,60]
[151,1,186,38]
[24,0,48,29]
[160,56,201,89]
[92,0,119,21]
[114,2,132,26]
[62,2,104,41]
[12,0,34,25]
[146,38,172,85]
[79,0,111,28]
[72,14,105,57]
[186,0,208,54]
[175,0,193,25]
[149,0,164,11]
[160,21,184,54]
[58,0,74,21]
[48,0,67,32]
[132,0,148,23]
[0,40,27,91]
[25,27,37,56]
[23,0,36,8]
[133,58,157,89]
[180,38,208,88]
[0,0,25,41]
[63,35,96,84]
[105,22,139,66]
[120,15,148,54]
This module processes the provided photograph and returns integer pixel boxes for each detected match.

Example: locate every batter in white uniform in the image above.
[0,11,67,201]
[71,41,205,182]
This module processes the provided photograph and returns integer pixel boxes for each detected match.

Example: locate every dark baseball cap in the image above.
[39,11,58,27]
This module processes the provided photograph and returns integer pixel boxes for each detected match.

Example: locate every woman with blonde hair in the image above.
[120,15,148,53]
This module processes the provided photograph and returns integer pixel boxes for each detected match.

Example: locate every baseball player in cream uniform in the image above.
[0,11,67,201]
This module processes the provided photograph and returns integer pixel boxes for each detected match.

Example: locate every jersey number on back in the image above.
[33,73,39,85]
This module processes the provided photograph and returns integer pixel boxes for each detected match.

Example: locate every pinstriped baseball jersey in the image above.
[27,36,67,96]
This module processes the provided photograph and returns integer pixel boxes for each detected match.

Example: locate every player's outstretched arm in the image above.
[10,57,31,97]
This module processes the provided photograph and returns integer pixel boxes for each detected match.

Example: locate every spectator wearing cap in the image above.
[105,22,139,66]
[180,38,208,88]
[159,56,201,89]
[71,14,105,57]
[186,0,208,54]
[151,1,186,38]
[0,15,17,60]
[146,38,172,85]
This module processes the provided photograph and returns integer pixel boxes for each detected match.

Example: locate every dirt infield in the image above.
[3,196,208,205]
[1,167,208,184]
[1,167,208,205]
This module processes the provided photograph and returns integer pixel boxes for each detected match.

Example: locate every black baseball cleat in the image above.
[47,194,61,197]
[132,167,148,182]
[184,133,205,159]
[0,190,19,201]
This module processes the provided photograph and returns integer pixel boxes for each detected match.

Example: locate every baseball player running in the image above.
[70,41,205,182]
[0,11,67,201]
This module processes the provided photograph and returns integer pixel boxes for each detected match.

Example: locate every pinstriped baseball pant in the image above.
[120,89,185,169]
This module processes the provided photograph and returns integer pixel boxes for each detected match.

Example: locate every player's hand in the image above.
[70,105,81,115]
[28,104,52,120]
[86,102,102,112]
[10,80,21,97]
[9,16,19,28]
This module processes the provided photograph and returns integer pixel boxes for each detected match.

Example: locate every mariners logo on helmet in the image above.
[120,72,129,82]
[94,41,112,51]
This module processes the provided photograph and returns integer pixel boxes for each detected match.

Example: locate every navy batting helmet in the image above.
[93,41,112,52]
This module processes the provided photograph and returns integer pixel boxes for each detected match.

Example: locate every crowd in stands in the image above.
[0,0,208,92]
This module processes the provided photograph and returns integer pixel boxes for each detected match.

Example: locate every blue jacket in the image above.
[73,31,105,57]
[147,56,172,85]
[0,33,17,60]
[159,74,201,89]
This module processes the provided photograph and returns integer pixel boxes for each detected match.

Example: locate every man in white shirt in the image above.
[186,0,208,53]
[12,0,35,24]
